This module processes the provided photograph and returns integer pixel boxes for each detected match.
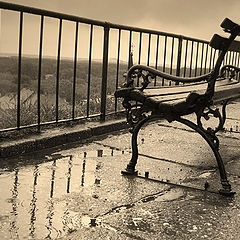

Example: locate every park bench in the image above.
[115,18,240,196]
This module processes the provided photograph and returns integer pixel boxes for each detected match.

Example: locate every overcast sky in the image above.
[1,0,240,60]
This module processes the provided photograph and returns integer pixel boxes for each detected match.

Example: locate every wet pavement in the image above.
[0,101,240,239]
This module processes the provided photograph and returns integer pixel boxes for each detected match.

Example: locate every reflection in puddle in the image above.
[81,215,101,227]
[0,148,124,239]
[81,157,86,187]
[10,169,19,240]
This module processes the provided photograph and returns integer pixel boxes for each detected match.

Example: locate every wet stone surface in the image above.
[1,100,240,239]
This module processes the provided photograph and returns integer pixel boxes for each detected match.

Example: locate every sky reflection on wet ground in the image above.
[0,147,125,239]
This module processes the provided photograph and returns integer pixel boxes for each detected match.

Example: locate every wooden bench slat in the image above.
[213,82,240,103]
[142,79,239,103]
[127,79,238,108]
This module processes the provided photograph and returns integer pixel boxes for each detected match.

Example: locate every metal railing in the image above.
[0,1,240,133]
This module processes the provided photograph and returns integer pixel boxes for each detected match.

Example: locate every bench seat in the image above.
[142,79,240,105]
[116,78,240,119]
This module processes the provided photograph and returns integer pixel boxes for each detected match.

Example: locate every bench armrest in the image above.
[125,65,213,89]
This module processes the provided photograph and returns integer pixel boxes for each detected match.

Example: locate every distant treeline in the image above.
[0,56,211,100]
[0,56,129,102]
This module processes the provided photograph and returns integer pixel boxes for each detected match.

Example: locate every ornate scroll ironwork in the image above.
[220,64,240,80]
[123,67,155,90]
[122,99,150,132]
[196,100,230,150]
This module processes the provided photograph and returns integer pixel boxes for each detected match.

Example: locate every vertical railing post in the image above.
[100,23,110,122]
[175,36,183,85]
[86,24,93,117]
[162,36,168,86]
[183,40,188,77]
[17,11,23,129]
[37,15,44,132]
[72,21,79,120]
[128,30,133,69]
[56,18,62,122]
[154,35,159,86]
[189,41,194,77]
[204,45,209,74]
[147,33,151,66]
[194,42,199,76]
[200,43,205,75]
[137,32,142,87]
[114,29,121,112]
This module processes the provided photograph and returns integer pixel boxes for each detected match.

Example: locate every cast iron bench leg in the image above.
[177,118,234,196]
[122,115,234,196]
[121,117,153,175]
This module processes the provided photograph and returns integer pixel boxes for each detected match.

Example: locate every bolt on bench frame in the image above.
[115,18,240,196]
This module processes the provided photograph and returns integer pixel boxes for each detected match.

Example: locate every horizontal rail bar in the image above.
[0,114,102,133]
[108,23,209,44]
[0,1,209,44]
[0,1,105,26]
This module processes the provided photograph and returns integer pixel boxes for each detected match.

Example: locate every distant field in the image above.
[0,56,127,99]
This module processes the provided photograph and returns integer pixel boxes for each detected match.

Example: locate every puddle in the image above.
[0,147,124,240]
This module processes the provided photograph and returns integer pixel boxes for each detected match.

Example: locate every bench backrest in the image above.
[205,18,240,99]
[120,18,240,101]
